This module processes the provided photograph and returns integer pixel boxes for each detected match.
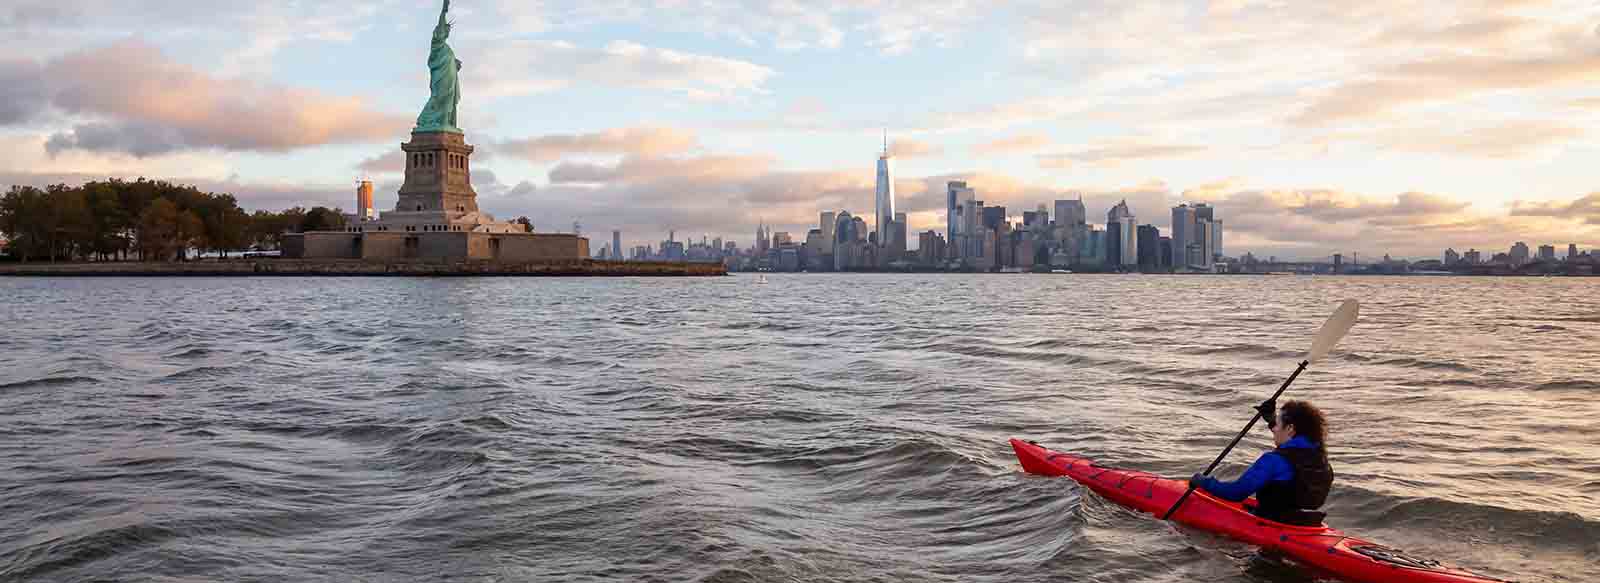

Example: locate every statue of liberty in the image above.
[415,0,462,133]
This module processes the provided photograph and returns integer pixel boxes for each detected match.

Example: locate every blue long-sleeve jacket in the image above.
[1195,436,1318,502]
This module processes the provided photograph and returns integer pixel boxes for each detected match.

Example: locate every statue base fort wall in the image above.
[283,231,590,262]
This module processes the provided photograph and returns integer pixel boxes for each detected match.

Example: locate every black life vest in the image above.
[1253,444,1332,526]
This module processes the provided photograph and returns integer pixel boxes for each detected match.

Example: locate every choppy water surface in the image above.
[1,275,1597,582]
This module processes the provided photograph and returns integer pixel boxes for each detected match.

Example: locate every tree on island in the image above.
[299,207,347,233]
[0,179,348,263]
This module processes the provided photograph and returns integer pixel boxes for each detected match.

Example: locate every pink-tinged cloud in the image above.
[495,127,699,163]
[888,138,942,159]
[1511,193,1600,225]
[1295,52,1600,125]
[1038,142,1206,168]
[464,40,775,101]
[10,40,408,157]
[1374,120,1585,158]
[548,154,774,185]
[356,151,408,175]
[972,134,1052,156]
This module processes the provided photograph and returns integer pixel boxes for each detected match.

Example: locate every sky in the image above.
[3,0,1600,260]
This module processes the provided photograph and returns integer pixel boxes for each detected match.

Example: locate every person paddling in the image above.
[1189,400,1333,526]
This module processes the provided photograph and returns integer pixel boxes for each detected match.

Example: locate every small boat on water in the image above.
[756,274,769,284]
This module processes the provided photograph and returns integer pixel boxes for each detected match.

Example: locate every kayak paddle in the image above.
[1161,299,1360,521]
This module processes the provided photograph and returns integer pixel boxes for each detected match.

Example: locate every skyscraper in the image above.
[1570,243,1580,261]
[875,134,896,248]
[833,212,856,271]
[1210,220,1223,259]
[1137,225,1160,271]
[891,211,908,262]
[1510,242,1530,265]
[1107,199,1137,267]
[817,211,836,258]
[1171,204,1196,268]
[1194,203,1216,268]
[948,181,977,260]
[1054,198,1086,229]
[612,230,622,261]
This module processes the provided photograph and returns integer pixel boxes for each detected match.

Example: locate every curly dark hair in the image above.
[1279,400,1327,444]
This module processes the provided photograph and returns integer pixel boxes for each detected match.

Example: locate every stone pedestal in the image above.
[396,131,477,215]
[375,131,524,234]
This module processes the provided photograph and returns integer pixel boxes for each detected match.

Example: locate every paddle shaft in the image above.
[1161,360,1309,521]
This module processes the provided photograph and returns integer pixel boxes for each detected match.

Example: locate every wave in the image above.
[0,375,100,391]
[1,521,180,580]
[160,366,240,382]
[1371,357,1478,373]
[1337,488,1600,553]
[1526,380,1600,392]
[1178,344,1300,359]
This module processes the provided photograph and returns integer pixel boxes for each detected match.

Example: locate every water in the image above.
[1,275,1596,582]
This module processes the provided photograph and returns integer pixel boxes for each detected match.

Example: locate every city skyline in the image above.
[3,1,1599,260]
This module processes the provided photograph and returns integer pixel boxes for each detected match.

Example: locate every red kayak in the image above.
[1011,438,1513,583]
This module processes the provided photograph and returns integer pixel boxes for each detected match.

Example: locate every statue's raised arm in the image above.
[415,0,462,133]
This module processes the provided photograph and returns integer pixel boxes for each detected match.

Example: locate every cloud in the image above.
[464,40,775,101]
[495,127,698,163]
[507,181,538,197]
[972,134,1052,156]
[1294,49,1600,126]
[1266,189,1471,223]
[549,155,772,185]
[0,133,232,180]
[0,59,48,124]
[7,40,408,157]
[1181,178,1245,202]
[1371,16,1540,50]
[45,122,189,158]
[474,0,981,55]
[1038,141,1206,168]
[1205,188,1501,257]
[888,138,942,158]
[1370,120,1585,158]
[1510,193,1600,225]
[356,151,407,175]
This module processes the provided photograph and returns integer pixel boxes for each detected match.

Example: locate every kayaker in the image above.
[1189,399,1333,526]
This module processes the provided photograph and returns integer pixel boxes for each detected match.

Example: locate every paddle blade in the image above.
[1306,300,1359,363]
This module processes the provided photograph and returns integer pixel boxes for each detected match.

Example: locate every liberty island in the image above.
[0,0,722,277]
[283,0,577,262]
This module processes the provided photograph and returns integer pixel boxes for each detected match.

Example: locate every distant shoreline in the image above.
[0,259,726,277]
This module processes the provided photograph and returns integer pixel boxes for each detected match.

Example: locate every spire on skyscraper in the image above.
[874,132,897,249]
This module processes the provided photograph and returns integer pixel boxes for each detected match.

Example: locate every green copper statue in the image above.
[415,0,462,133]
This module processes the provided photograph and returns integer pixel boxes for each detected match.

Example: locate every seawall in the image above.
[0,259,726,277]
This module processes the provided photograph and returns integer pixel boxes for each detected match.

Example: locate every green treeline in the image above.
[0,179,347,262]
